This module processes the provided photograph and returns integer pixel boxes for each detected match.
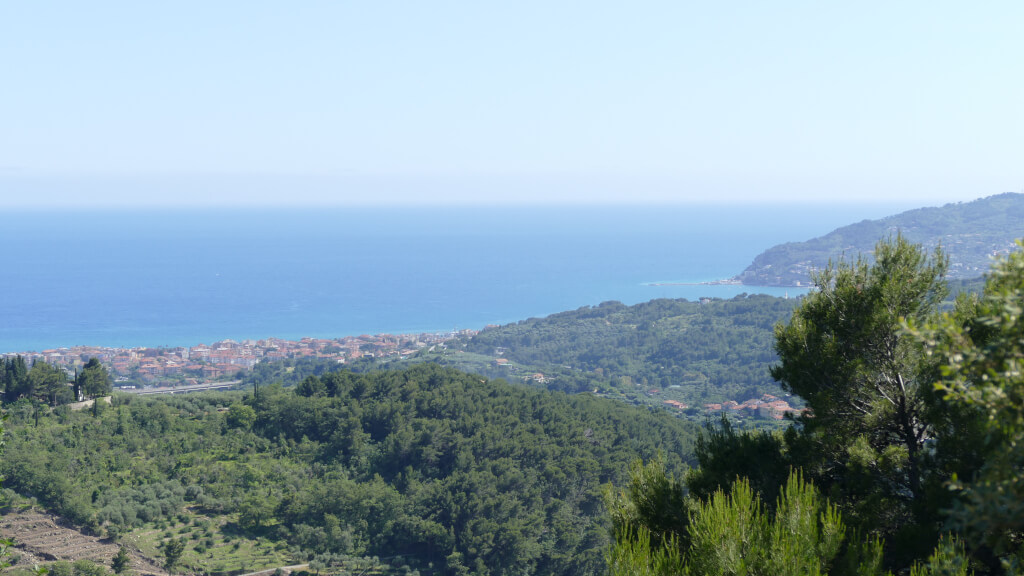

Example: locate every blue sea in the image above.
[0,204,911,352]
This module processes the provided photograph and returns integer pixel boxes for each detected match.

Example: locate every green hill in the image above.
[366,296,800,417]
[735,192,1024,286]
[0,364,697,576]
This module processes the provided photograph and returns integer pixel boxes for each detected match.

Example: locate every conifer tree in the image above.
[111,546,131,575]
[771,235,948,541]
[77,358,111,398]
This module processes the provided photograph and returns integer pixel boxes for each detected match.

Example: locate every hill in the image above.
[347,295,802,421]
[734,192,1024,286]
[0,364,697,576]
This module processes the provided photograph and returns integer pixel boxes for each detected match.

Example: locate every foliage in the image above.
[245,357,343,389]
[77,358,111,399]
[110,546,130,574]
[162,537,185,570]
[381,295,798,410]
[607,236,1021,575]
[770,235,949,548]
[605,457,690,552]
[909,536,973,576]
[916,241,1024,562]
[29,361,71,407]
[0,365,697,576]
[688,471,847,576]
[605,525,684,576]
[684,415,791,505]
[1,356,30,402]
[1,356,104,407]
[45,560,111,576]
[608,468,880,576]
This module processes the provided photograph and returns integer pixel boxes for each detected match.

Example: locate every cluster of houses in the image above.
[491,357,549,384]
[2,330,476,386]
[702,393,804,420]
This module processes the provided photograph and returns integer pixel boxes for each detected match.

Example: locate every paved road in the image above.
[120,380,242,395]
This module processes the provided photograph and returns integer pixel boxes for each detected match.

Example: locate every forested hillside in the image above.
[0,364,697,576]
[397,295,799,412]
[736,192,1024,286]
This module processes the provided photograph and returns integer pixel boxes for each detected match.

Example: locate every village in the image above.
[662,393,803,420]
[1,330,478,388]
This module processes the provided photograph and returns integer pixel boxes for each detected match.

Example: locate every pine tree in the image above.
[771,235,948,541]
[111,546,130,575]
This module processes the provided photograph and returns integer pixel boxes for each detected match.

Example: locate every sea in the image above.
[0,203,913,353]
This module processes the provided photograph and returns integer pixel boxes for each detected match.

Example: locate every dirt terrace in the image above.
[0,509,167,576]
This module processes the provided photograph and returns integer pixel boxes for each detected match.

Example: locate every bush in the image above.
[50,561,74,576]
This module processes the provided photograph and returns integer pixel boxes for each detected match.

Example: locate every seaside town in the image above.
[2,330,801,420]
[0,330,477,389]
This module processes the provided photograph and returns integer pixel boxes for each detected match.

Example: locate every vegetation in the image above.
[244,289,983,424]
[771,234,950,556]
[110,547,129,575]
[736,192,1024,286]
[1,357,110,407]
[0,364,697,576]
[365,295,801,414]
[607,236,1024,574]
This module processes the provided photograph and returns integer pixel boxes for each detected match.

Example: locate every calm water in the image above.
[0,204,909,352]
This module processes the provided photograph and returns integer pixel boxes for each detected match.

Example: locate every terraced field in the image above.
[0,510,167,576]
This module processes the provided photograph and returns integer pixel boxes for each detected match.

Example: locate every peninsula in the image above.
[733,192,1024,286]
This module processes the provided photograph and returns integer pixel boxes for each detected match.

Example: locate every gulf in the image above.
[0,203,911,352]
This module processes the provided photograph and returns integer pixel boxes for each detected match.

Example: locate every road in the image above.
[120,380,242,395]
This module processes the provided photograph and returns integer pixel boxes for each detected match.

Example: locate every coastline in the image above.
[647,277,743,287]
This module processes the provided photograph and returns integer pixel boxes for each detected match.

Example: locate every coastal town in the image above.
[2,330,802,421]
[0,330,477,388]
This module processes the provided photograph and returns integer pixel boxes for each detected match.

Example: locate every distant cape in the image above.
[733,192,1024,287]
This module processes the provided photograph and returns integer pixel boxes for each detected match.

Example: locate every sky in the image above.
[1,2,1022,207]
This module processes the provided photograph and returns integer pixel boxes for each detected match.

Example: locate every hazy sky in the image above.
[1,2,1021,206]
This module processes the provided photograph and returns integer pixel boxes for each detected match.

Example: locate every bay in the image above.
[0,203,912,352]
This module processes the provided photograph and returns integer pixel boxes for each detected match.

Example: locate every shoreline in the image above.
[647,277,743,287]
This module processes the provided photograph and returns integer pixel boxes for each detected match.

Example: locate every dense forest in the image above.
[0,364,697,576]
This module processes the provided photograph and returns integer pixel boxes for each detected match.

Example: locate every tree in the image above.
[295,375,327,397]
[2,356,31,402]
[28,361,70,406]
[72,559,110,576]
[111,546,130,575]
[605,456,690,553]
[161,538,185,570]
[916,241,1024,564]
[606,469,885,576]
[77,358,111,399]
[770,235,948,543]
[225,403,256,430]
[684,415,791,506]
